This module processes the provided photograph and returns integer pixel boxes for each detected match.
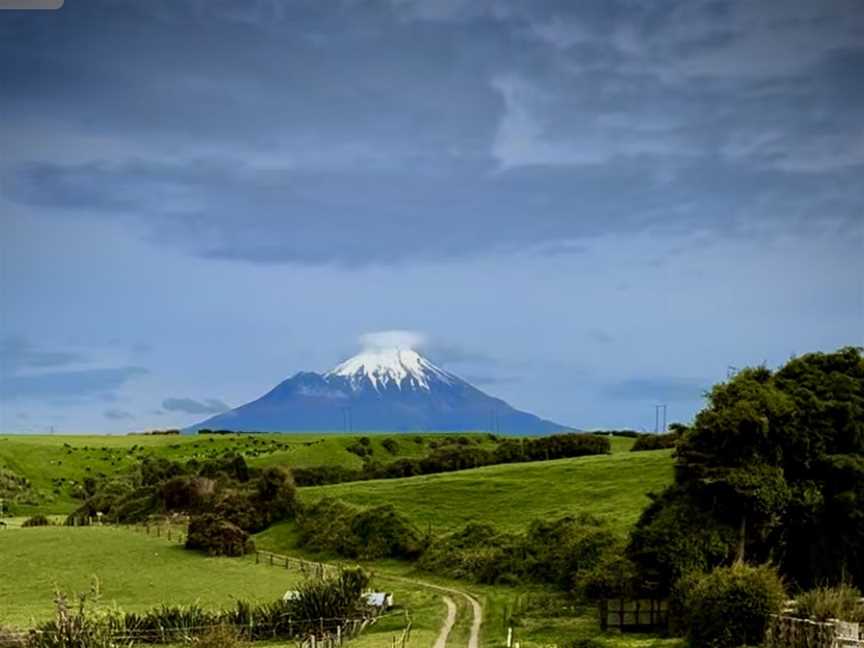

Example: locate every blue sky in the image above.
[1,0,862,433]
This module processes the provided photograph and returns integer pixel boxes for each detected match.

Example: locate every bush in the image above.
[795,584,864,622]
[160,476,214,512]
[631,433,677,452]
[296,498,424,560]
[683,564,785,648]
[346,442,371,458]
[185,514,254,557]
[577,554,639,600]
[419,516,621,590]
[381,438,399,455]
[22,515,51,527]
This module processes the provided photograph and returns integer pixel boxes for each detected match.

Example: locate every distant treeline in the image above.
[293,433,610,487]
[128,429,181,436]
[589,429,641,438]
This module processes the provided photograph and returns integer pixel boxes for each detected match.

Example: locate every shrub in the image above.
[22,515,51,527]
[419,516,621,590]
[160,476,214,512]
[381,438,399,455]
[28,591,122,648]
[795,584,864,622]
[631,433,677,452]
[346,442,371,458]
[185,514,254,557]
[296,498,424,560]
[683,564,785,648]
[577,554,639,600]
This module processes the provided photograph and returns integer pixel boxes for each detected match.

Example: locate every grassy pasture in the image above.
[292,449,674,537]
[0,431,631,516]
[0,526,307,627]
[0,432,498,515]
[0,525,447,648]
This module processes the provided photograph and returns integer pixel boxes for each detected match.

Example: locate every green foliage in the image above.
[296,497,424,560]
[185,513,255,557]
[418,515,621,590]
[627,490,737,593]
[27,591,122,648]
[294,433,610,487]
[577,554,639,600]
[794,584,864,622]
[631,434,678,452]
[21,515,51,527]
[680,564,785,648]
[629,347,864,591]
[381,438,399,455]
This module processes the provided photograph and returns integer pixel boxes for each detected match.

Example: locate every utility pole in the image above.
[654,404,668,433]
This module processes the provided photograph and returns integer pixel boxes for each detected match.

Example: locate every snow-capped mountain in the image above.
[188,348,569,434]
[326,348,458,391]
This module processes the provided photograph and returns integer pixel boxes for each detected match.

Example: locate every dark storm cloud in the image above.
[1,0,861,265]
[161,397,230,415]
[0,367,148,400]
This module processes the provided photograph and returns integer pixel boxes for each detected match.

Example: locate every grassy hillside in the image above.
[0,526,308,627]
[291,449,673,537]
[0,432,498,514]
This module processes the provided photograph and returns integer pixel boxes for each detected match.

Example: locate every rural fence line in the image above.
[0,617,378,646]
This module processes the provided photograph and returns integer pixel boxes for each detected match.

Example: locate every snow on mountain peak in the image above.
[326,347,457,391]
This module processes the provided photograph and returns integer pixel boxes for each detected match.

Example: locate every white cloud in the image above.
[359,330,427,351]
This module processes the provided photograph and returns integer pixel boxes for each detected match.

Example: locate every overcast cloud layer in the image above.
[1,0,862,433]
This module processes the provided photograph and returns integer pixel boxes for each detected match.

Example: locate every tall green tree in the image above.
[628,347,864,592]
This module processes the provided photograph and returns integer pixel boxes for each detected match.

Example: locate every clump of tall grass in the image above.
[795,584,864,622]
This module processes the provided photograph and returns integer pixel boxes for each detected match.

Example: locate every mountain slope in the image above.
[189,348,569,434]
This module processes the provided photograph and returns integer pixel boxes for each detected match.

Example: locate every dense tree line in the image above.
[293,433,610,486]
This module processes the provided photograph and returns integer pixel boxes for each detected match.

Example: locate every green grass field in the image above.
[0,526,307,627]
[292,449,673,537]
[0,432,500,515]
[0,432,634,517]
[0,525,451,648]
